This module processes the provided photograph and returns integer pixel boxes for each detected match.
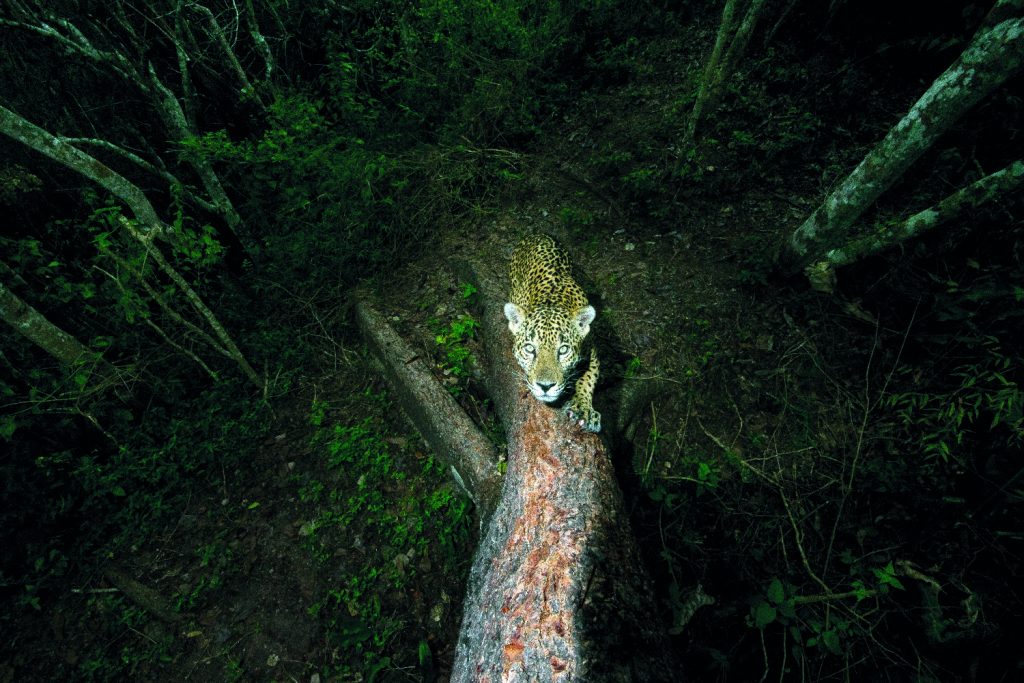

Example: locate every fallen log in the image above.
[355,300,503,519]
[355,259,676,678]
[450,258,673,681]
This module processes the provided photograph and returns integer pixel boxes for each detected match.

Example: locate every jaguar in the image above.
[503,233,601,432]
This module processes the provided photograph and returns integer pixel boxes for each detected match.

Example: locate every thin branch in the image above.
[99,253,230,359]
[119,216,261,389]
[94,263,220,381]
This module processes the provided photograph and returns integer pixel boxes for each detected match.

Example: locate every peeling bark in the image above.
[787,0,1024,268]
[450,259,673,681]
[355,301,503,519]
[451,402,673,681]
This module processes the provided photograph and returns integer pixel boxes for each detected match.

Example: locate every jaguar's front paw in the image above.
[564,401,601,433]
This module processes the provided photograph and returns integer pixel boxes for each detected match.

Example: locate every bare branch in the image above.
[0,104,166,235]
[190,2,254,95]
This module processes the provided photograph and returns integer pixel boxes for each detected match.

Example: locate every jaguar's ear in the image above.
[504,303,525,334]
[575,305,596,336]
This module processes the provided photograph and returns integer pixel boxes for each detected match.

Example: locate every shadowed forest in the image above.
[2,0,1022,681]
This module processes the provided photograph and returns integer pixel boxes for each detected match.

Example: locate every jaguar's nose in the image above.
[536,381,556,393]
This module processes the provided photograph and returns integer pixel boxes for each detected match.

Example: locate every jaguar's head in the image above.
[503,302,595,403]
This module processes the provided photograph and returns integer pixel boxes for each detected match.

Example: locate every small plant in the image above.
[303,405,471,676]
[888,338,1022,463]
[559,205,595,236]
[459,281,478,302]
[684,317,718,375]
[431,313,478,393]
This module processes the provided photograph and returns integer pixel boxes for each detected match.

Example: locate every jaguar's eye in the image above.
[523,343,536,355]
[558,344,570,356]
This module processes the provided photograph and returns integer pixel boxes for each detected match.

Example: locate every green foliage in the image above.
[183,94,414,288]
[431,312,478,393]
[560,204,596,236]
[300,403,470,677]
[889,338,1022,463]
[747,561,906,663]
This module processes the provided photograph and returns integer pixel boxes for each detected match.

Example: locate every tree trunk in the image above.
[448,259,674,681]
[809,159,1024,291]
[786,0,1024,270]
[355,300,503,521]
[685,0,767,146]
[685,0,738,147]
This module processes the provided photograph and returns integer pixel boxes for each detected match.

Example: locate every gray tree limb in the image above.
[0,105,166,235]
[808,159,1024,291]
[788,0,1024,269]
[355,300,503,521]
[0,276,105,370]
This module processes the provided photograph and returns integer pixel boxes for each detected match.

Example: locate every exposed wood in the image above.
[450,258,673,681]
[355,300,503,520]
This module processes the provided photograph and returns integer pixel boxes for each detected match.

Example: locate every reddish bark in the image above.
[451,259,672,681]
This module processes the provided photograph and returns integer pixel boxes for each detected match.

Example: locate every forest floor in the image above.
[8,26,1006,683]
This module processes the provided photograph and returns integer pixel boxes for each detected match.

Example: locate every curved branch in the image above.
[0,105,166,235]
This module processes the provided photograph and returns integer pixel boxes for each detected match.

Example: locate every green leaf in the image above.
[821,629,841,654]
[766,578,785,604]
[0,415,17,441]
[697,461,711,480]
[753,601,776,628]
[873,562,905,591]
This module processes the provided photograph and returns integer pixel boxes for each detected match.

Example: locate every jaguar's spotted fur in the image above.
[503,234,601,432]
